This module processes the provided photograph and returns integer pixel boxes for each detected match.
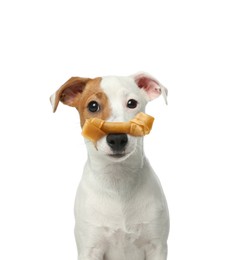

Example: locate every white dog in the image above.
[50,72,169,260]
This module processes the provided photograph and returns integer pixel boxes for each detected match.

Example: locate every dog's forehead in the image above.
[100,76,140,98]
[98,76,147,122]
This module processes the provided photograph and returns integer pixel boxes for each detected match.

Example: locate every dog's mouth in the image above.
[108,153,126,159]
[93,135,138,161]
[107,149,135,161]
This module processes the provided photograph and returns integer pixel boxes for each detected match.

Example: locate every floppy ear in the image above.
[50,77,90,112]
[133,72,168,104]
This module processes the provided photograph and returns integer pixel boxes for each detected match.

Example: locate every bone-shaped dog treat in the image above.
[82,112,154,143]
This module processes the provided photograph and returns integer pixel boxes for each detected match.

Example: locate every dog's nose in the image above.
[106,133,128,152]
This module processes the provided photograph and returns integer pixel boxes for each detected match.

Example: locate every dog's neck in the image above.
[85,139,146,196]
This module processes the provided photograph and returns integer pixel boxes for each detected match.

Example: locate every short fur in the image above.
[50,72,169,260]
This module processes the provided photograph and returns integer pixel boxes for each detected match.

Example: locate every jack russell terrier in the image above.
[50,72,169,260]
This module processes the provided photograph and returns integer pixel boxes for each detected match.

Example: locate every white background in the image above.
[0,0,242,259]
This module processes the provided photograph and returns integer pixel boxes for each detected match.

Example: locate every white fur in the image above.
[74,75,169,260]
[50,93,56,112]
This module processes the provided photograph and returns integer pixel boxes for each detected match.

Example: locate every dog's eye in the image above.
[127,99,138,109]
[88,101,100,112]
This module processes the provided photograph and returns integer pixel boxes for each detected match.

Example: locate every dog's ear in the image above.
[50,77,90,112]
[132,72,168,104]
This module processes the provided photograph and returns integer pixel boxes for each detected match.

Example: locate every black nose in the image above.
[106,133,128,152]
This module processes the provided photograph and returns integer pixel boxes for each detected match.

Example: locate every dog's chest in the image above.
[102,223,149,259]
[104,222,145,245]
[75,179,165,240]
[74,161,168,259]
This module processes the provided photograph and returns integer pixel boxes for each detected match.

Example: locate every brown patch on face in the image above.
[75,77,111,127]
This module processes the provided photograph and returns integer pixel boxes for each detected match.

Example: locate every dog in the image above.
[50,72,169,260]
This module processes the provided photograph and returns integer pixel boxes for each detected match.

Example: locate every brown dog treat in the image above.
[82,112,154,143]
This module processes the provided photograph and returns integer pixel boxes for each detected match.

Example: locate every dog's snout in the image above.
[106,133,128,152]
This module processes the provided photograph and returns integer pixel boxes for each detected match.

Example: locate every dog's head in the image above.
[50,72,167,161]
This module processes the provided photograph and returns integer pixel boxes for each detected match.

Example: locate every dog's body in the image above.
[51,73,169,260]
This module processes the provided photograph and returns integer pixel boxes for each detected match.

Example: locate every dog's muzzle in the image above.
[82,112,154,143]
[106,133,128,152]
